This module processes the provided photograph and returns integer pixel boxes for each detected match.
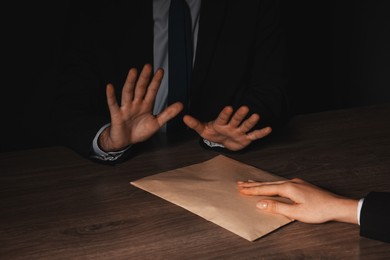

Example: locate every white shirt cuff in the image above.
[91,123,130,161]
[357,198,364,226]
[203,139,225,148]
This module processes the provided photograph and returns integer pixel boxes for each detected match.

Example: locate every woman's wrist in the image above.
[332,198,359,224]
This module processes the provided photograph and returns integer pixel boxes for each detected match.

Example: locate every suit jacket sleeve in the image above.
[360,191,390,243]
[51,1,153,159]
[190,0,290,132]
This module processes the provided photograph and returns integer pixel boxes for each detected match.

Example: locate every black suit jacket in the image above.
[360,192,390,243]
[52,0,289,159]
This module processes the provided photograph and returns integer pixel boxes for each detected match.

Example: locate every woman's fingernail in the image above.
[257,201,268,209]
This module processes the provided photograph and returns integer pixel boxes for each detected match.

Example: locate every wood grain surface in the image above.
[1,104,390,259]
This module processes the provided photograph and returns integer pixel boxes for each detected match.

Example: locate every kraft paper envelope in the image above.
[130,155,293,241]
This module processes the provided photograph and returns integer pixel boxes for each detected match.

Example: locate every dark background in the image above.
[1,1,390,153]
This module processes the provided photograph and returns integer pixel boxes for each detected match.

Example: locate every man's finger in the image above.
[121,68,137,106]
[156,102,184,126]
[229,106,250,128]
[239,113,260,133]
[144,68,164,104]
[106,84,120,115]
[183,114,205,134]
[246,126,272,141]
[134,64,152,101]
[214,106,233,126]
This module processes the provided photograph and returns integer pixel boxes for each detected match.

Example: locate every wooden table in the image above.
[1,104,390,259]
